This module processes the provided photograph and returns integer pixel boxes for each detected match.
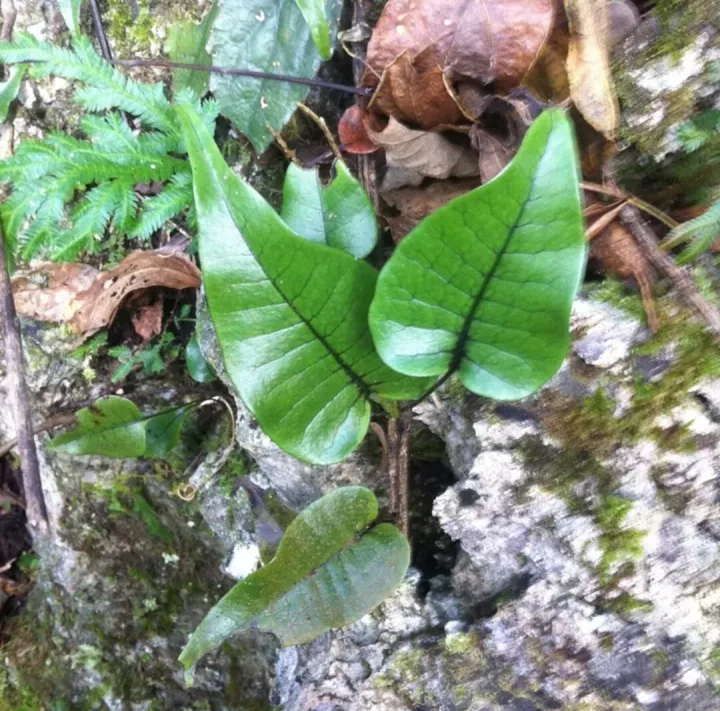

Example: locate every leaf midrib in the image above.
[190,117,373,401]
[447,155,544,377]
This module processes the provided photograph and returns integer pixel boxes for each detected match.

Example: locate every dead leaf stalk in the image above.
[0,224,48,529]
[621,206,720,341]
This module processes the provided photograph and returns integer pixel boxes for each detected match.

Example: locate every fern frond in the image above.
[112,180,140,234]
[664,198,720,264]
[131,172,194,240]
[0,34,175,132]
[18,191,66,260]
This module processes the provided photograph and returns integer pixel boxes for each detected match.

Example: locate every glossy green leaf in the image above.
[48,396,146,458]
[58,0,83,35]
[281,162,377,258]
[165,2,218,97]
[293,0,332,60]
[369,110,586,400]
[185,332,215,383]
[0,66,25,123]
[144,404,194,458]
[209,0,342,153]
[179,486,409,682]
[176,103,431,465]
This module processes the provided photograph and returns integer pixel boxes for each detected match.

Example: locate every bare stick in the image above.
[297,103,342,161]
[386,413,411,536]
[621,206,720,340]
[111,58,372,97]
[0,0,17,43]
[0,225,48,528]
[0,413,77,460]
[87,0,113,62]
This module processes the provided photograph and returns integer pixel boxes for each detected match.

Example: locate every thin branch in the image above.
[621,206,720,341]
[87,0,114,62]
[0,0,17,43]
[111,58,373,97]
[0,225,48,528]
[0,413,77,460]
[297,103,342,161]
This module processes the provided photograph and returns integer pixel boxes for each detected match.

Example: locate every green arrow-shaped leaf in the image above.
[0,66,25,123]
[176,103,430,465]
[57,0,83,36]
[369,109,586,400]
[281,161,377,258]
[179,486,409,682]
[293,0,332,60]
[210,0,342,153]
[48,396,146,458]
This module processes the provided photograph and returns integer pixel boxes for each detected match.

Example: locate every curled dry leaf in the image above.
[589,217,659,330]
[13,250,200,339]
[369,48,463,129]
[368,118,479,189]
[470,126,515,183]
[338,105,378,155]
[131,298,165,343]
[70,252,201,337]
[383,177,482,242]
[364,0,555,92]
[12,263,99,323]
[564,0,620,138]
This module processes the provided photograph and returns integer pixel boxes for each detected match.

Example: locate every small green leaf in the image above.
[293,0,332,60]
[179,487,409,682]
[165,2,218,97]
[49,396,146,458]
[281,162,377,258]
[369,109,586,400]
[185,332,215,383]
[144,405,194,458]
[209,0,342,152]
[176,103,431,465]
[0,66,25,123]
[57,0,83,36]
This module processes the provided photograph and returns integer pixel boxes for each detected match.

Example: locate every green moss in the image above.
[105,0,153,52]
[585,280,647,322]
[596,496,646,585]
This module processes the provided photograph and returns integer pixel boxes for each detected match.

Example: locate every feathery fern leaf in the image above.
[0,33,216,261]
[664,198,720,264]
[131,172,194,240]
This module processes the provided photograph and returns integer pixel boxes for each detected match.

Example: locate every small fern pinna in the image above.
[0,34,218,263]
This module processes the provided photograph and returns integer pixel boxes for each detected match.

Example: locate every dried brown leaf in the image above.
[132,298,164,343]
[338,105,379,155]
[521,21,570,103]
[70,251,201,337]
[365,0,555,92]
[12,263,100,323]
[564,0,620,137]
[369,48,463,129]
[470,127,515,183]
[383,177,482,242]
[591,220,658,330]
[369,118,479,188]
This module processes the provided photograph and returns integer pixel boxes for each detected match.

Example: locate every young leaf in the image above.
[293,0,332,60]
[58,0,84,35]
[165,1,218,97]
[145,404,194,458]
[0,66,25,123]
[176,103,431,464]
[185,332,215,383]
[369,109,586,400]
[49,396,146,457]
[281,162,377,258]
[179,486,409,682]
[209,0,342,153]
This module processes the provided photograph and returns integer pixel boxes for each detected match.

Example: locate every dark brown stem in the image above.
[0,225,48,529]
[350,0,380,212]
[621,206,720,341]
[0,414,77,460]
[88,0,113,62]
[386,412,411,536]
[111,58,372,97]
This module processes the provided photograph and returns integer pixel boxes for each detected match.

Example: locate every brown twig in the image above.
[0,414,77,460]
[386,412,411,536]
[87,0,113,62]
[350,0,380,214]
[0,225,48,528]
[297,103,342,161]
[621,206,720,340]
[111,58,372,97]
[0,0,17,43]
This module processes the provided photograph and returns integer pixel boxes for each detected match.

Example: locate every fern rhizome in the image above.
[0,34,219,262]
